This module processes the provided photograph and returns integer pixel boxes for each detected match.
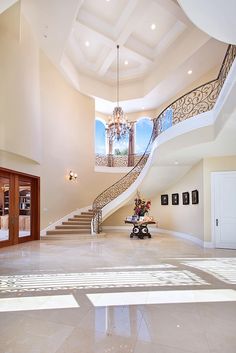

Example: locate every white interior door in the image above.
[212,171,236,249]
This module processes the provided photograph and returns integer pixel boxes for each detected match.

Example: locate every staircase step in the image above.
[42,234,97,241]
[46,229,91,235]
[81,211,93,215]
[62,221,90,225]
[74,215,92,219]
[56,225,90,230]
[67,218,91,223]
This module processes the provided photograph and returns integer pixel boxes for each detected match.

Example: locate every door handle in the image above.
[216,219,219,227]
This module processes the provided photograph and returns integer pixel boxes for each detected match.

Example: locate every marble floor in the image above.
[0,232,236,353]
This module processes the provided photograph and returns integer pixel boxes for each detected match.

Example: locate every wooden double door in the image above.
[0,168,40,248]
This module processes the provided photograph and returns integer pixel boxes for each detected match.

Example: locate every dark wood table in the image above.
[124,220,156,239]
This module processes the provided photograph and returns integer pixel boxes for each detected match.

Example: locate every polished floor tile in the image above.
[0,232,236,353]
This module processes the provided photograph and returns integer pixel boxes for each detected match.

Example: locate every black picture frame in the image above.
[172,193,179,205]
[161,194,168,205]
[182,192,190,205]
[192,190,199,204]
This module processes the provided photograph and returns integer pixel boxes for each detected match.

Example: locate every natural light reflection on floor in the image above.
[182,258,236,284]
[0,270,208,293]
[0,294,79,312]
[87,289,236,307]
[94,264,176,269]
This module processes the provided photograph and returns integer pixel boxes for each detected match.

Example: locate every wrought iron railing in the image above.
[95,153,143,168]
[92,45,236,233]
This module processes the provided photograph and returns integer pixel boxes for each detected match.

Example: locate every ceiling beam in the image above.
[98,0,149,76]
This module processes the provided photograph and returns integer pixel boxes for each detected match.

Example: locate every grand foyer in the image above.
[1,0,236,352]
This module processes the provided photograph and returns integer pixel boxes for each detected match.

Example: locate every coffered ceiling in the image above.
[20,0,227,113]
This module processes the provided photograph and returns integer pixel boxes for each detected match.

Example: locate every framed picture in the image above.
[182,192,190,205]
[161,194,168,205]
[192,190,199,204]
[172,193,179,205]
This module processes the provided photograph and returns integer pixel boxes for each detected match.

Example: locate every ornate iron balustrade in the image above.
[92,45,236,234]
[95,153,144,168]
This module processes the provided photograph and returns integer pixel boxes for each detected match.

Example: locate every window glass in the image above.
[135,118,153,154]
[95,119,106,154]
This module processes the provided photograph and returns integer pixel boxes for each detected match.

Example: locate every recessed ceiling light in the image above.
[174,161,179,165]
[142,107,145,110]
[124,60,129,65]
[188,69,193,75]
[85,41,90,47]
[150,23,156,30]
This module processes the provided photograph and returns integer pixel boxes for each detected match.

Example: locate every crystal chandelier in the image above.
[107,45,130,141]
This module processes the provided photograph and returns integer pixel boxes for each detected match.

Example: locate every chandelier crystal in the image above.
[107,45,130,141]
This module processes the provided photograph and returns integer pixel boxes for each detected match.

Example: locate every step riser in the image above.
[62,222,90,225]
[42,235,96,240]
[56,226,90,229]
[74,215,93,219]
[46,230,91,235]
[67,219,91,223]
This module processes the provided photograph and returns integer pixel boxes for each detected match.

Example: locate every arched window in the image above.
[135,118,153,154]
[95,119,106,154]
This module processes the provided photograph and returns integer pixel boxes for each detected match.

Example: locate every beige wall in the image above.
[203,156,236,241]
[104,161,204,240]
[152,161,204,240]
[0,4,41,162]
[0,5,125,229]
[154,66,220,118]
[103,203,132,226]
[105,156,236,244]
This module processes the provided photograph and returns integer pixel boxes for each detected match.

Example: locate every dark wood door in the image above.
[0,168,40,247]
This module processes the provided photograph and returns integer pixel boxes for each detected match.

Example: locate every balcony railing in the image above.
[92,45,236,234]
[95,153,145,168]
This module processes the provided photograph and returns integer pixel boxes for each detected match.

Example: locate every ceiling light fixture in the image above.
[150,23,156,30]
[107,45,130,141]
[188,69,193,75]
[85,41,90,47]
[124,60,129,65]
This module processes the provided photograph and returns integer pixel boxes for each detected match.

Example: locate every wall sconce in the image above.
[69,171,78,181]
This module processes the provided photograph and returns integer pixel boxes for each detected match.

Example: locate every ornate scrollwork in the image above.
[92,45,236,234]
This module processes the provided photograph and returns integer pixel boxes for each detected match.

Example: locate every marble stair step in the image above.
[42,234,97,240]
[62,221,90,225]
[67,218,91,223]
[56,225,90,229]
[46,229,91,235]
[74,215,93,219]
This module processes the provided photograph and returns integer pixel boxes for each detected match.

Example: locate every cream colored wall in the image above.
[151,161,204,240]
[0,4,41,162]
[104,161,204,240]
[0,5,125,230]
[103,203,132,226]
[154,66,220,117]
[203,156,236,242]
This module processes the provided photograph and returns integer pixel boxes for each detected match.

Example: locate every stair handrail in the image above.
[92,44,236,233]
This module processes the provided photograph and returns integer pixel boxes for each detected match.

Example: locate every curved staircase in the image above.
[45,210,94,240]
[92,45,236,234]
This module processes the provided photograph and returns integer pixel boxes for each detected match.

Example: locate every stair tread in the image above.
[47,230,91,235]
[63,222,90,225]
[56,226,90,228]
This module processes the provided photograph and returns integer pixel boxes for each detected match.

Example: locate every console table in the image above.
[124,220,156,239]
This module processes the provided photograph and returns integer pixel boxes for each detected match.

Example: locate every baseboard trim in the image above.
[102,225,214,248]
[40,205,92,236]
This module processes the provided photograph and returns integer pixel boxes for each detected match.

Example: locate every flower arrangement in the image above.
[133,196,151,218]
